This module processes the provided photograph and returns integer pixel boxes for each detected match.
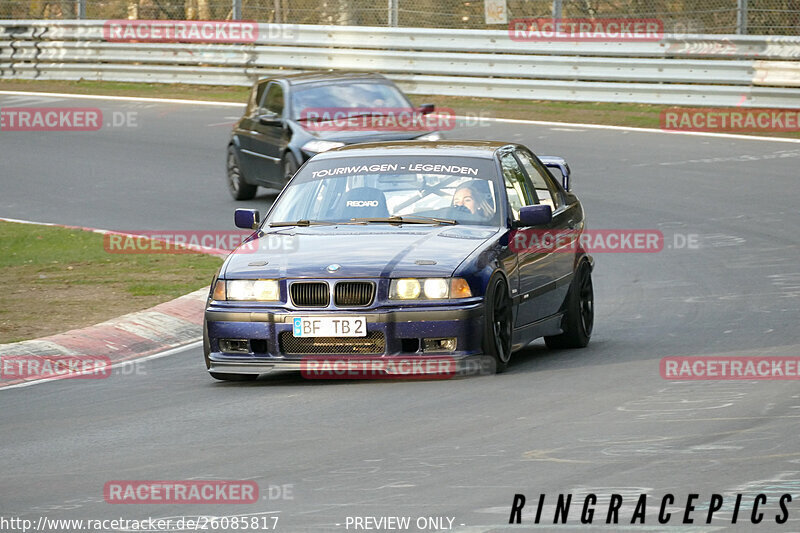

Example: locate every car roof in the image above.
[314,140,512,160]
[259,72,391,86]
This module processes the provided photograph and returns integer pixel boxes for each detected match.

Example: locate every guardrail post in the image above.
[552,0,562,19]
[737,0,748,34]
[232,0,242,20]
[388,0,398,27]
[77,0,86,19]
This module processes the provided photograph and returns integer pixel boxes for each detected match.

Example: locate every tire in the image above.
[545,261,593,349]
[483,274,513,373]
[210,372,258,382]
[227,145,258,200]
[282,152,299,186]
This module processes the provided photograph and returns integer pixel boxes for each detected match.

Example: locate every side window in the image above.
[499,152,534,219]
[259,83,284,117]
[516,150,563,210]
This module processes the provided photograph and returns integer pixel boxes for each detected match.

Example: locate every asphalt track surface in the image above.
[1,92,800,532]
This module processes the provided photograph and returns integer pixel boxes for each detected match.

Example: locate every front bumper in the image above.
[205,303,485,375]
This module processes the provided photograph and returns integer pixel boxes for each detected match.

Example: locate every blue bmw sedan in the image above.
[204,140,593,380]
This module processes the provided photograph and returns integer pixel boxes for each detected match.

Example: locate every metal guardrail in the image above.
[2,20,800,108]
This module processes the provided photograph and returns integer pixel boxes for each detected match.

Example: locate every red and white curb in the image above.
[0,218,217,389]
[0,288,207,388]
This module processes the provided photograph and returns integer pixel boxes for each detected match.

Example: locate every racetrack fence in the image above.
[1,0,799,34]
[1,20,800,108]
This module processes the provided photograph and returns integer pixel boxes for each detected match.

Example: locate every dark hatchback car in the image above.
[226,72,442,200]
[205,140,593,381]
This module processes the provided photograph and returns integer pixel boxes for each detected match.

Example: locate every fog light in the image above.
[219,339,249,353]
[422,337,457,353]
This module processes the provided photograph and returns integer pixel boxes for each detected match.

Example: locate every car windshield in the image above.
[291,82,411,120]
[268,156,501,226]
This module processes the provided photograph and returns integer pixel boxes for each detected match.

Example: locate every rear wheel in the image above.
[483,274,513,373]
[210,372,258,382]
[545,261,593,349]
[227,145,257,200]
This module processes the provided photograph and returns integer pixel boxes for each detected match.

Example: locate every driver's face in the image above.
[453,188,476,214]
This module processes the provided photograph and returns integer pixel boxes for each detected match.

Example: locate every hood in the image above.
[292,122,436,143]
[222,225,499,279]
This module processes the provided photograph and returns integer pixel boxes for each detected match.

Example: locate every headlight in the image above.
[216,279,280,301]
[423,278,449,299]
[389,278,472,300]
[302,140,345,153]
[391,278,421,300]
[417,132,442,141]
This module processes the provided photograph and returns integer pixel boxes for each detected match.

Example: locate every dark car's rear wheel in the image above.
[227,145,258,200]
[483,274,513,373]
[545,261,593,349]
[210,372,258,382]
[283,152,299,186]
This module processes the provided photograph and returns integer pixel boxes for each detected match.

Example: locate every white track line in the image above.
[0,216,231,256]
[0,340,202,391]
[3,89,800,144]
[0,90,243,107]
[482,116,800,144]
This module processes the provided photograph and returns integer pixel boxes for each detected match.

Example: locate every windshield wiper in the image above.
[269,219,335,227]
[351,216,457,226]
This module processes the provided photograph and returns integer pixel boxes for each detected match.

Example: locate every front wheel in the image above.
[227,145,258,200]
[483,274,513,373]
[545,261,593,349]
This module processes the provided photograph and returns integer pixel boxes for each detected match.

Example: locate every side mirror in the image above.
[539,155,571,192]
[258,112,282,126]
[418,103,435,115]
[518,204,552,227]
[234,208,260,230]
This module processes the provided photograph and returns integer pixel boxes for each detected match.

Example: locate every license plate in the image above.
[292,316,367,337]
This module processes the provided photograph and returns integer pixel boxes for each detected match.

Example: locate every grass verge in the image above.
[2,79,798,139]
[0,221,222,344]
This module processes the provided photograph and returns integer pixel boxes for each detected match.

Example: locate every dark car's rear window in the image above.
[290,82,411,119]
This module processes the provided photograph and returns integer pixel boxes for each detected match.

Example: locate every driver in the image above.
[452,182,494,219]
